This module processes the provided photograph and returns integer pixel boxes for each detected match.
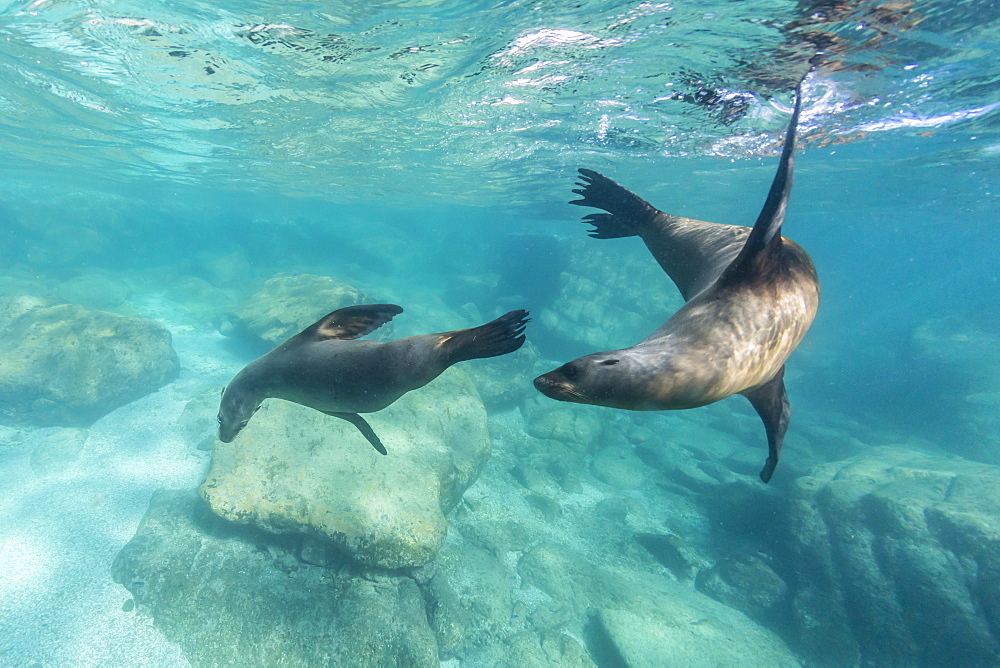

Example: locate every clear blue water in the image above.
[1,0,999,665]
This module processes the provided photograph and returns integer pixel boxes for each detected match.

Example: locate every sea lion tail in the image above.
[569,168,660,239]
[437,310,530,364]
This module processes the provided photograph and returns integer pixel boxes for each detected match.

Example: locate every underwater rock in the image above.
[590,606,797,668]
[634,532,700,580]
[911,316,1000,392]
[521,395,603,451]
[424,527,519,658]
[511,460,561,498]
[591,444,647,489]
[444,275,498,318]
[785,447,1000,666]
[461,340,540,409]
[169,275,238,320]
[0,275,50,299]
[472,630,594,667]
[0,298,179,426]
[517,542,801,665]
[0,295,49,322]
[910,317,1000,464]
[425,525,595,665]
[112,490,438,666]
[959,389,1000,465]
[56,271,132,311]
[695,552,789,627]
[200,367,490,569]
[534,237,680,355]
[178,388,220,451]
[202,251,253,289]
[222,273,374,349]
[545,456,585,494]
[28,427,88,474]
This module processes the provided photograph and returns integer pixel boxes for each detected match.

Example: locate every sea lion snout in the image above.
[217,386,259,444]
[532,373,559,396]
[533,367,586,403]
[217,419,244,443]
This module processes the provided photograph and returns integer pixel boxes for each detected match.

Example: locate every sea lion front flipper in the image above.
[303,304,404,341]
[569,169,750,302]
[740,366,791,484]
[569,168,660,239]
[325,411,388,455]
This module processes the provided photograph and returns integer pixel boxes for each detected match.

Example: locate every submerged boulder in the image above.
[695,552,789,627]
[460,340,540,410]
[910,317,1000,464]
[200,367,490,569]
[178,388,221,451]
[0,297,178,426]
[168,275,239,321]
[56,270,133,311]
[785,447,1000,666]
[222,273,374,348]
[113,490,439,666]
[535,237,679,354]
[517,542,801,666]
[521,394,604,452]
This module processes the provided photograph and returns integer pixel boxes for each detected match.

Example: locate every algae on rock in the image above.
[200,367,491,569]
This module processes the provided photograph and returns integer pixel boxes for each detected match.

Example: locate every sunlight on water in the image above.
[1,0,995,201]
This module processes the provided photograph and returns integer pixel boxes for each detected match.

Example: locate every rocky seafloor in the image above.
[1,254,999,666]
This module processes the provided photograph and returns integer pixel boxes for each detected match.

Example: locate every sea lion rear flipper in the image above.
[719,84,804,286]
[436,309,530,365]
[569,169,660,239]
[326,411,388,455]
[303,304,404,341]
[740,367,791,483]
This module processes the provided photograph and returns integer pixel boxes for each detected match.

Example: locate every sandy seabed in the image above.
[0,299,239,666]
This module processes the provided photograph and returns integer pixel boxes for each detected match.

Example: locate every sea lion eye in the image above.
[598,359,620,366]
[561,363,578,381]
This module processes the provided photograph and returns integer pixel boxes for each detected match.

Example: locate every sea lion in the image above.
[534,85,819,482]
[218,305,529,450]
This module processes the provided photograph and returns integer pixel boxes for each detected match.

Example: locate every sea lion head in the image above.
[534,351,652,410]
[217,384,261,443]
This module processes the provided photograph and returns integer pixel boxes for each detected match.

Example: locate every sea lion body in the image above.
[229,337,442,415]
[218,305,529,448]
[541,234,817,410]
[535,85,818,482]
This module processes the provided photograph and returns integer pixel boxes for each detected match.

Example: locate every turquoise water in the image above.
[1,0,999,665]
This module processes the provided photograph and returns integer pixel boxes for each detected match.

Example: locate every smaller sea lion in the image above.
[218,305,529,450]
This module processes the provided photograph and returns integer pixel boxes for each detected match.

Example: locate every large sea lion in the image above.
[534,85,819,482]
[218,305,529,450]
